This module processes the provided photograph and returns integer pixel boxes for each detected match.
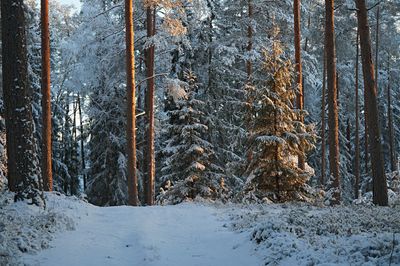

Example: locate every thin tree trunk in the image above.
[246,0,253,81]
[41,0,53,191]
[77,93,86,191]
[321,49,327,187]
[374,5,380,93]
[355,0,388,206]
[387,59,395,172]
[125,0,138,206]
[364,85,369,174]
[71,100,78,195]
[346,119,351,154]
[63,94,70,195]
[1,0,41,203]
[294,0,305,170]
[206,0,214,90]
[354,30,360,199]
[325,0,340,203]
[145,7,155,206]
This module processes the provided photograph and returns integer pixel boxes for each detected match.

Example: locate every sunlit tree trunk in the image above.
[125,0,138,206]
[41,0,53,191]
[294,0,305,170]
[325,0,340,203]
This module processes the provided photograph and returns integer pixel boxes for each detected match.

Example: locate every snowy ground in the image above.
[22,200,261,266]
[223,203,400,265]
[0,191,82,265]
[2,192,400,266]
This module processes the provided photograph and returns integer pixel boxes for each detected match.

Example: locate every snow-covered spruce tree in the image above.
[158,71,226,204]
[243,38,316,202]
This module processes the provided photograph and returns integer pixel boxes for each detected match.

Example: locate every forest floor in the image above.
[21,196,261,266]
[1,191,400,265]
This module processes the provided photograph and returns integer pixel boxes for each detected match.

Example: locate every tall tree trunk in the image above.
[145,7,155,206]
[325,0,340,203]
[63,94,70,195]
[71,100,78,195]
[1,0,41,204]
[387,60,395,172]
[294,0,305,170]
[364,84,369,174]
[125,0,138,206]
[354,30,360,199]
[246,0,253,81]
[77,93,86,191]
[355,0,388,206]
[374,5,380,93]
[321,49,327,187]
[206,0,214,90]
[41,0,53,191]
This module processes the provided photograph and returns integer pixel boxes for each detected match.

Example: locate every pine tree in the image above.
[1,0,42,204]
[355,0,388,206]
[244,36,315,202]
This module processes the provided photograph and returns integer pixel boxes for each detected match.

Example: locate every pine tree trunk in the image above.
[41,0,53,192]
[325,0,340,203]
[294,0,305,170]
[354,31,360,199]
[355,0,388,206]
[63,95,70,195]
[77,93,87,191]
[125,0,138,206]
[387,62,395,172]
[374,6,380,93]
[1,0,41,204]
[364,88,369,174]
[321,49,326,187]
[145,7,155,206]
[246,0,253,81]
[71,100,78,195]
[206,0,214,90]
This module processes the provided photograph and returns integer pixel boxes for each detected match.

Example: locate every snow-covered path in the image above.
[24,203,261,266]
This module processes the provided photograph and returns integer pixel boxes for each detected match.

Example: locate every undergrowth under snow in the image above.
[2,189,400,266]
[0,191,87,265]
[223,202,400,265]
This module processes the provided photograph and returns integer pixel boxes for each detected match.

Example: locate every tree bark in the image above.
[374,5,380,93]
[294,0,305,170]
[41,0,53,192]
[246,0,253,81]
[325,0,340,203]
[354,30,360,199]
[387,60,395,172]
[321,49,326,187]
[1,0,41,204]
[125,0,138,206]
[145,7,156,206]
[77,94,87,190]
[355,0,388,206]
